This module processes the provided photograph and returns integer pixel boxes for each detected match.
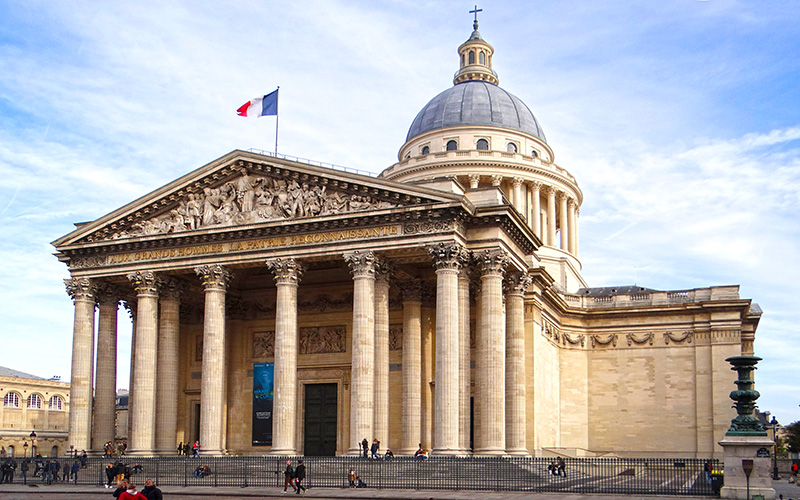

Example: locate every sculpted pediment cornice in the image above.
[53,150,464,248]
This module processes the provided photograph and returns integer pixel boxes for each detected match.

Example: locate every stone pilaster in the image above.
[530,181,541,238]
[373,257,392,449]
[344,250,377,454]
[127,270,160,454]
[195,264,232,455]
[558,192,569,250]
[428,242,464,454]
[458,263,472,452]
[505,271,531,455]
[475,249,508,454]
[398,279,422,454]
[266,258,305,455]
[65,277,95,452]
[545,186,557,246]
[155,278,181,454]
[92,283,119,453]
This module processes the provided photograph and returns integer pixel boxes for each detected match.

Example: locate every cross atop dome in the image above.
[470,5,482,30]
[454,6,498,85]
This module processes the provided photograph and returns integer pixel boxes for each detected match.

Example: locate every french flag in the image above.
[237,89,278,117]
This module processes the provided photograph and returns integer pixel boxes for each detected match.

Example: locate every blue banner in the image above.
[252,362,274,446]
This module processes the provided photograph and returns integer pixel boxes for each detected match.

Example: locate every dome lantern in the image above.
[454,8,498,85]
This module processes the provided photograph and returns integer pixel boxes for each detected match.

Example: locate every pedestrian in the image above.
[0,446,5,457]
[557,457,566,477]
[282,459,296,493]
[118,482,146,500]
[79,450,88,467]
[294,459,306,494]
[20,459,28,485]
[370,439,379,459]
[704,460,713,484]
[361,438,368,458]
[61,460,70,482]
[141,478,163,500]
[105,462,116,488]
[348,468,356,488]
[183,442,190,456]
[0,459,13,484]
[192,440,200,457]
[71,460,80,483]
[115,460,126,485]
[46,459,59,484]
[112,479,129,499]
[177,442,183,455]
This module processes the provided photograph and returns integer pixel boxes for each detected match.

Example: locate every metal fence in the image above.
[7,455,722,496]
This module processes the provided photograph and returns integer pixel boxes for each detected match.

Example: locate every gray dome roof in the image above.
[406,81,546,143]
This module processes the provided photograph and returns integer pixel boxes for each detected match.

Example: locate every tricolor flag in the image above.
[237,89,278,117]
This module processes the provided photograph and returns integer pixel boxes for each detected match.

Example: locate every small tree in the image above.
[785,421,800,453]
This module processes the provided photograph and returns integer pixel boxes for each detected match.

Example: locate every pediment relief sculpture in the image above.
[94,166,409,241]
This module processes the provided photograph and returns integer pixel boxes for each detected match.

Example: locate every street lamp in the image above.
[23,441,28,458]
[770,416,780,480]
[29,431,36,457]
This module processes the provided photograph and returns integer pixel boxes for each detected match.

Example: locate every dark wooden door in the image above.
[303,383,338,456]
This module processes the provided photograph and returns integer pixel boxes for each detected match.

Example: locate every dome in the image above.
[405,80,547,144]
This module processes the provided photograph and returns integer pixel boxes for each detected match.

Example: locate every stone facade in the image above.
[52,22,760,458]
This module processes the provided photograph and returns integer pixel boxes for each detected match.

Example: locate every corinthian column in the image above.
[373,258,392,449]
[505,271,531,455]
[126,270,160,455]
[92,284,119,452]
[155,278,181,454]
[530,181,541,238]
[545,186,556,246]
[344,250,377,454]
[428,243,464,454]
[458,263,472,453]
[512,177,524,215]
[475,249,508,455]
[65,277,95,452]
[266,258,304,455]
[195,264,232,455]
[558,192,569,251]
[398,280,422,454]
[568,199,578,256]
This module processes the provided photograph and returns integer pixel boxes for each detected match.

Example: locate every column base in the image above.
[269,448,297,456]
[125,449,156,457]
[505,448,530,456]
[474,447,506,456]
[432,447,463,456]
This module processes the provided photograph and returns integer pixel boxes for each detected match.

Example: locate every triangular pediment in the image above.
[53,150,464,249]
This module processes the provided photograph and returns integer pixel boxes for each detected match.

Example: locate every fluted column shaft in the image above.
[458,268,471,452]
[512,177,523,216]
[345,251,377,454]
[196,264,231,455]
[65,278,95,452]
[267,258,304,454]
[155,281,181,454]
[128,271,160,454]
[568,199,578,256]
[546,187,557,246]
[93,286,118,452]
[475,250,508,454]
[429,243,463,454]
[505,273,531,455]
[530,182,541,238]
[399,281,422,454]
[558,192,569,250]
[373,260,391,448]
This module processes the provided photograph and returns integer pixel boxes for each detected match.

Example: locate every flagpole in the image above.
[274,86,279,155]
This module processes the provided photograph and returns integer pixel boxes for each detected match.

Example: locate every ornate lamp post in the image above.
[770,416,780,480]
[29,431,36,457]
[23,441,28,458]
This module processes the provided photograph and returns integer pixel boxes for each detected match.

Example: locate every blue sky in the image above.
[1,1,799,426]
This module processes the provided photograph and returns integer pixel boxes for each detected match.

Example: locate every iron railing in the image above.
[7,455,722,496]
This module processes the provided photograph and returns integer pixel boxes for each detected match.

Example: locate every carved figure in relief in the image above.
[202,188,222,226]
[235,169,258,213]
[185,194,202,230]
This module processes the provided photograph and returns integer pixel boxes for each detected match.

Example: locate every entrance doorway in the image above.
[303,383,338,456]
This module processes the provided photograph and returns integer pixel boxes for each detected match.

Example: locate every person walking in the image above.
[370,439,379,459]
[20,459,28,485]
[361,438,368,458]
[141,478,163,500]
[177,442,183,455]
[105,463,116,488]
[293,459,306,494]
[282,460,296,493]
[71,460,81,483]
[192,441,200,457]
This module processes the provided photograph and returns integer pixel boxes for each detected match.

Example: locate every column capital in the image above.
[65,277,95,301]
[160,277,184,301]
[195,264,232,291]
[490,174,503,187]
[512,177,524,188]
[504,271,533,296]
[94,282,121,305]
[397,279,422,302]
[557,191,568,203]
[344,250,377,279]
[127,271,160,295]
[374,255,394,285]
[428,242,468,272]
[468,174,481,188]
[266,258,305,285]
[567,197,578,209]
[541,185,554,195]
[476,249,509,277]
[529,180,542,190]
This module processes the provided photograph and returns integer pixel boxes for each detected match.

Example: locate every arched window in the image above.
[507,142,518,153]
[51,446,59,458]
[531,150,538,158]
[476,139,489,150]
[4,392,20,408]
[479,51,485,65]
[468,50,475,64]
[7,445,13,458]
[461,54,465,67]
[446,140,458,151]
[49,396,64,410]
[421,146,430,155]
[27,394,42,409]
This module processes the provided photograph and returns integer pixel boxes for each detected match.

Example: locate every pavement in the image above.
[0,479,798,500]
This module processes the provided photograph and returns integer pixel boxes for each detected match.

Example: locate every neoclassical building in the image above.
[53,20,760,458]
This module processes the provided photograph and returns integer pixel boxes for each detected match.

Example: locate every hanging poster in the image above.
[252,362,274,446]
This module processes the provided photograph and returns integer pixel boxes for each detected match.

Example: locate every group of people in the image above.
[547,457,567,477]
[359,438,394,460]
[104,461,143,488]
[176,441,201,457]
[111,478,162,500]
[281,459,307,494]
[103,441,127,457]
